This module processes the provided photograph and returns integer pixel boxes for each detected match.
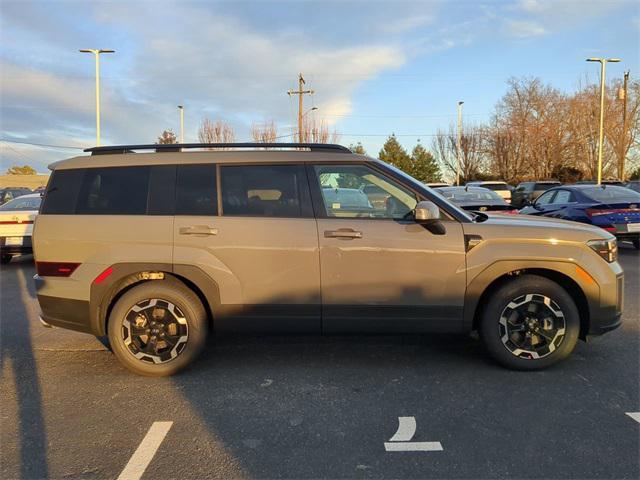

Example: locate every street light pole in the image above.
[586,57,621,185]
[79,49,114,147]
[178,105,184,144]
[456,101,464,186]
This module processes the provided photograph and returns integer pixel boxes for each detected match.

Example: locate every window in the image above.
[175,164,217,216]
[535,191,555,206]
[313,165,417,219]
[76,166,150,215]
[147,165,176,215]
[220,165,309,218]
[0,196,41,211]
[40,169,85,214]
[551,190,574,204]
[583,186,640,203]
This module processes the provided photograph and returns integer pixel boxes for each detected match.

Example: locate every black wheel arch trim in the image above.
[90,263,220,336]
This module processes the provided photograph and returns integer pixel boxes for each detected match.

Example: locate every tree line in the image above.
[156,74,640,183]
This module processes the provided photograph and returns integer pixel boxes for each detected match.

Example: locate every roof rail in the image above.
[84,142,352,155]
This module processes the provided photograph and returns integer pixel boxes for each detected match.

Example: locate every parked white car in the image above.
[465,181,512,203]
[0,193,41,264]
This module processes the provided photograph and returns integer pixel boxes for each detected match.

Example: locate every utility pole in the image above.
[456,101,464,186]
[178,105,184,144]
[619,71,629,180]
[587,57,621,185]
[287,74,314,143]
[79,49,115,146]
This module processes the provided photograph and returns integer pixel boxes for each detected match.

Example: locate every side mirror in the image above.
[414,200,440,223]
[414,201,446,235]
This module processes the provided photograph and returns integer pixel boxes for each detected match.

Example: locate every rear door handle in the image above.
[179,225,218,236]
[324,229,362,239]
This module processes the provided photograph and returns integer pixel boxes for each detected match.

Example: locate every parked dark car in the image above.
[519,185,640,249]
[0,188,32,205]
[434,186,518,214]
[511,181,561,208]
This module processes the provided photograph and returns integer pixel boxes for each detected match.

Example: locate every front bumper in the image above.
[587,273,624,337]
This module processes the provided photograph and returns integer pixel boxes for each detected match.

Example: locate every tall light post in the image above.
[178,105,184,143]
[456,101,464,186]
[586,57,621,185]
[79,49,115,146]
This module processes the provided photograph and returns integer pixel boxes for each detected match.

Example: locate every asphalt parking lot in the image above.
[1,246,639,480]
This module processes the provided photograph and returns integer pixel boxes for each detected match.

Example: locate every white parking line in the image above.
[117,421,173,480]
[626,412,640,424]
[384,416,443,452]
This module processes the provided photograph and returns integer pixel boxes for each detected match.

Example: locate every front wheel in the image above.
[1,254,12,264]
[479,275,580,370]
[107,278,208,376]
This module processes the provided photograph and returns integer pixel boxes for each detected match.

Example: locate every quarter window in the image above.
[220,165,309,218]
[313,165,417,219]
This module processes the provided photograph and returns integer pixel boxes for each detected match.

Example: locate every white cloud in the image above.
[505,19,547,38]
[380,14,435,34]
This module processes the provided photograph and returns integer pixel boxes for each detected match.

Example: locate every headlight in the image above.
[587,238,618,263]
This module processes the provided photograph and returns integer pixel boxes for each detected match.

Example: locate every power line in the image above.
[0,138,85,150]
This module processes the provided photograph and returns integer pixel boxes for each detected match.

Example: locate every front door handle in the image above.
[179,225,218,236]
[324,229,362,239]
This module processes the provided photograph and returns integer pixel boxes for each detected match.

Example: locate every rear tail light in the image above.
[36,262,80,277]
[586,208,640,217]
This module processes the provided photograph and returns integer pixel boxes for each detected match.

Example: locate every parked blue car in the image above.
[519,185,640,249]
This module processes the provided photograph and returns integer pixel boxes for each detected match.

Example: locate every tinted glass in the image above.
[535,191,555,205]
[534,182,561,191]
[76,166,150,215]
[0,196,41,211]
[148,165,176,215]
[552,190,574,204]
[479,183,509,191]
[314,164,417,219]
[582,186,640,203]
[221,165,308,218]
[41,169,85,214]
[439,187,505,203]
[175,164,217,216]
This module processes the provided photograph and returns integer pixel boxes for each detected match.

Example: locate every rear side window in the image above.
[220,165,311,218]
[175,164,217,216]
[41,169,85,214]
[76,166,150,215]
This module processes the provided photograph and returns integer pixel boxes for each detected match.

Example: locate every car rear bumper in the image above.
[34,274,93,334]
[0,236,32,255]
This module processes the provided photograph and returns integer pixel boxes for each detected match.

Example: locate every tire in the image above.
[107,278,208,376]
[479,275,580,370]
[0,254,12,264]
[632,238,640,250]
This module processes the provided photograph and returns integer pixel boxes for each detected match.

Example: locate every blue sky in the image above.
[1,0,638,172]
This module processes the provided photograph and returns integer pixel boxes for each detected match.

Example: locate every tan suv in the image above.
[33,143,624,376]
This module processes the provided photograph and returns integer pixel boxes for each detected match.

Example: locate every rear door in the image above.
[172,162,321,333]
[309,163,467,333]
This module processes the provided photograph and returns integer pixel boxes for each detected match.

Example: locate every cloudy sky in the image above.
[1,0,638,172]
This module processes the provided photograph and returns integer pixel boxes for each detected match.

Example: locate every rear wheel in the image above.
[479,275,580,370]
[107,278,208,376]
[0,254,12,264]
[632,238,640,250]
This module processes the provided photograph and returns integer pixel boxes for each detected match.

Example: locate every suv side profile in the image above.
[34,143,623,376]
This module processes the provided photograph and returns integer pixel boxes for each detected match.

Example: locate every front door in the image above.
[309,163,467,333]
[173,162,321,333]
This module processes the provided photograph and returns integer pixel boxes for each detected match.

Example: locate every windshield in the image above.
[582,186,640,204]
[381,161,474,221]
[476,182,509,191]
[0,196,41,211]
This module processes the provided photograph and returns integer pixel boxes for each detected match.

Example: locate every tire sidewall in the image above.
[480,275,580,370]
[108,280,207,376]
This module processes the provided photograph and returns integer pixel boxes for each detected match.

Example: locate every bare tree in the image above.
[295,118,341,144]
[198,118,236,144]
[251,120,278,143]
[432,124,485,182]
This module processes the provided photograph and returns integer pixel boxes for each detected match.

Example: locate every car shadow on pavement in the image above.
[0,256,49,479]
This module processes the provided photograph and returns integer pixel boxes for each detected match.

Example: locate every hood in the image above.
[464,212,612,243]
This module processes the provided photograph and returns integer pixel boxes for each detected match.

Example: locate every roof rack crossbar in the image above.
[85,143,352,155]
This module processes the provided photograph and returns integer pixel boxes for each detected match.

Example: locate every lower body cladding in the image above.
[33,271,624,338]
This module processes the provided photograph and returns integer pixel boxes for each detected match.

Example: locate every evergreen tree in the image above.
[410,142,441,183]
[349,142,367,155]
[378,134,411,173]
